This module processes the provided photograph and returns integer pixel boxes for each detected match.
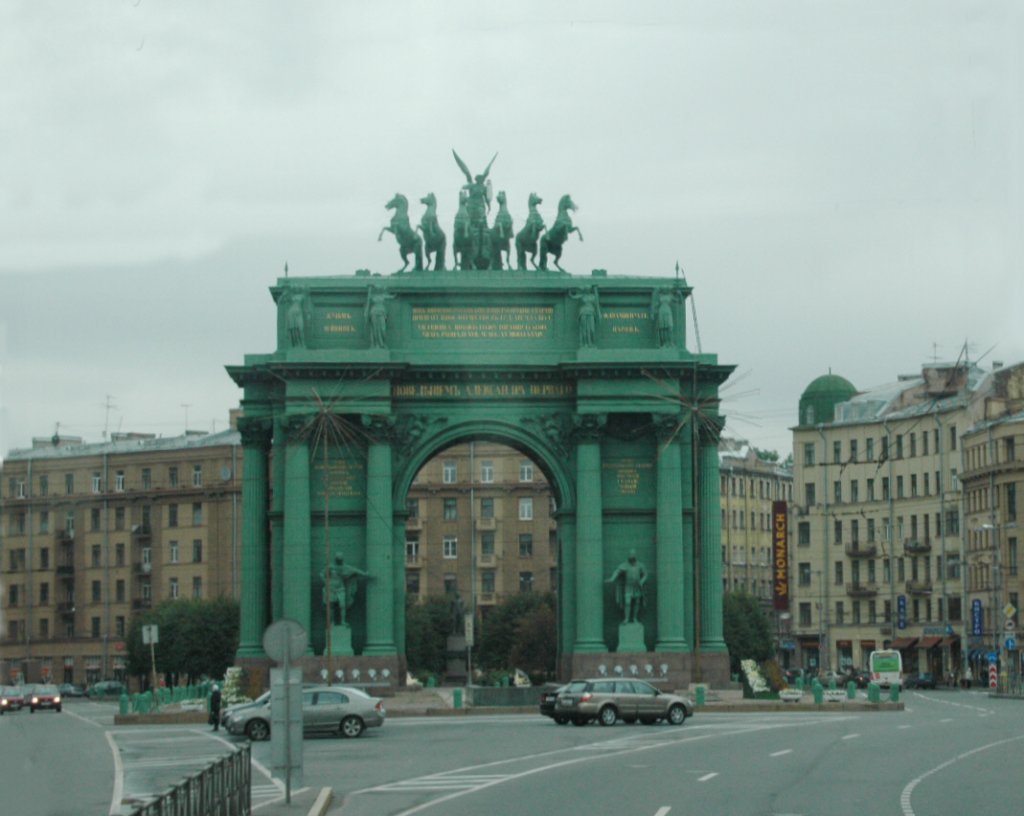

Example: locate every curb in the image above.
[308,787,333,816]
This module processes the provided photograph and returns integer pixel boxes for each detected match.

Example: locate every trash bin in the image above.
[453,688,463,709]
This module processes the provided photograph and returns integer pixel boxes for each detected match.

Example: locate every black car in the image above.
[906,672,937,690]
[539,685,568,724]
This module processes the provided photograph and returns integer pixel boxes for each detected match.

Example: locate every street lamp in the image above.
[980,522,1017,690]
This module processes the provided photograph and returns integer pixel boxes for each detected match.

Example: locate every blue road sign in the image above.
[1006,637,1017,651]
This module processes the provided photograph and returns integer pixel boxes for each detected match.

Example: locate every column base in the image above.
[235,644,267,659]
[572,639,609,654]
[362,642,398,656]
[655,638,690,653]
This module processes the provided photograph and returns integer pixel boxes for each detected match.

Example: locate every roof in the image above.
[4,428,241,462]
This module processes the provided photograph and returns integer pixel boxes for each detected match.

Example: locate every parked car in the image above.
[87,680,126,698]
[539,684,569,724]
[58,683,85,698]
[553,678,693,726]
[28,684,62,713]
[223,685,385,741]
[905,672,937,690]
[0,686,26,714]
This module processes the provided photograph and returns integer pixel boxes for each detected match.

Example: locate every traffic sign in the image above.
[1003,603,1017,619]
[263,619,308,664]
[989,664,998,689]
[1006,637,1018,651]
[1005,619,1016,632]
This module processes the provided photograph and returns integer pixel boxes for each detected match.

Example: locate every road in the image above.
[2,690,1022,816]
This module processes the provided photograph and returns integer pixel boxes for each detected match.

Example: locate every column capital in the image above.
[573,413,607,443]
[652,413,683,443]
[283,413,313,440]
[237,417,273,448]
[361,414,395,443]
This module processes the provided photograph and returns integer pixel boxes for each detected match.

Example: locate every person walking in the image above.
[209,684,222,731]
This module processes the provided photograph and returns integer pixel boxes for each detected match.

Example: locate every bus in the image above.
[868,649,903,689]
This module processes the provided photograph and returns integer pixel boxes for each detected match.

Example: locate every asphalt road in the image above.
[263,689,1023,816]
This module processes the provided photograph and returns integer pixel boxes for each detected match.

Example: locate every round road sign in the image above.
[262,619,308,664]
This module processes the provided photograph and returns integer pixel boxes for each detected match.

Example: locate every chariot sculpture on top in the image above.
[377,150,583,273]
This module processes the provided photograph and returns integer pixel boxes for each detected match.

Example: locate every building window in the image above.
[192,577,202,599]
[850,439,858,462]
[115,507,125,531]
[91,581,102,603]
[90,508,101,532]
[142,468,152,490]
[834,561,843,585]
[480,461,494,483]
[834,520,843,544]
[443,536,458,559]
[169,577,179,599]
[798,522,810,546]
[802,442,815,466]
[406,535,419,562]
[443,461,457,484]
[798,562,811,586]
[192,502,202,525]
[142,546,152,566]
[192,539,202,562]
[92,472,102,493]
[443,498,458,520]
[115,616,126,637]
[805,484,816,506]
[833,440,841,464]
[835,601,845,625]
[406,498,419,519]
[406,571,420,594]
[115,542,125,566]
[39,548,49,569]
[444,574,457,594]
[480,497,494,519]
[8,585,19,607]
[519,461,534,482]
[65,474,74,495]
[799,603,812,626]
[39,475,48,497]
[481,531,495,556]
[169,466,179,487]
[39,511,49,535]
[168,504,178,528]
[91,617,101,638]
[192,465,202,487]
[834,481,842,503]
[141,582,151,600]
[39,582,49,604]
[115,470,125,492]
[482,570,495,593]
[882,478,890,500]
[519,572,534,592]
[116,579,125,603]
[850,480,859,503]
[91,545,101,568]
[519,533,533,557]
[169,541,179,563]
[896,476,904,498]
[39,618,49,639]
[519,497,533,520]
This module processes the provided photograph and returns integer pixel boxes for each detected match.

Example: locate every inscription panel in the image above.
[411,306,553,341]
[392,382,574,400]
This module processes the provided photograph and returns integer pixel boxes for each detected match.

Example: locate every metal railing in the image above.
[126,743,251,816]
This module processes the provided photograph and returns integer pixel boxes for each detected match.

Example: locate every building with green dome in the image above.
[797,372,858,428]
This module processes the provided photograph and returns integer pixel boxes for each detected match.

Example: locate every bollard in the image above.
[119,691,129,716]
[796,677,804,692]
[847,680,857,700]
[695,685,706,706]
[889,683,900,703]
[867,682,880,704]
[812,680,824,705]
[453,688,463,709]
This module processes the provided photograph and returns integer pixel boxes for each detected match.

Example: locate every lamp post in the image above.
[980,521,1017,691]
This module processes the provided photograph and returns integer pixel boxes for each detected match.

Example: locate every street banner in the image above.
[772,501,789,610]
[972,599,983,636]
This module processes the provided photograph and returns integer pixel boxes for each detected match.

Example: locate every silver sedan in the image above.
[223,685,385,741]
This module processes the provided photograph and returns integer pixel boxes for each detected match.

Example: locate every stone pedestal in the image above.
[446,634,468,682]
[616,622,647,653]
[325,624,354,657]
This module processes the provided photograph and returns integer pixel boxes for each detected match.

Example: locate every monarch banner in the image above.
[772,501,789,610]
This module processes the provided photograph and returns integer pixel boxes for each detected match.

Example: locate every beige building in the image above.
[0,429,242,686]
[719,438,793,607]
[404,442,558,615]
[789,360,1024,682]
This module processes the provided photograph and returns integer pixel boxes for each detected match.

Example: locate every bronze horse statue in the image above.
[378,193,423,272]
[452,189,472,270]
[489,190,514,269]
[539,194,583,272]
[515,192,545,270]
[417,192,446,271]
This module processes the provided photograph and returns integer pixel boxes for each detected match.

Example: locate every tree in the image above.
[404,595,449,678]
[476,592,556,673]
[722,592,773,675]
[508,601,557,680]
[127,597,240,686]
[755,448,779,462]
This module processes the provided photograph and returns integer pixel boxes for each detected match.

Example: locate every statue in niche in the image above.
[365,285,395,348]
[418,192,446,271]
[651,288,682,347]
[452,149,498,270]
[515,192,545,270]
[323,555,370,627]
[283,286,310,348]
[489,190,514,269]
[606,549,648,624]
[378,193,424,272]
[569,285,601,347]
[539,194,583,272]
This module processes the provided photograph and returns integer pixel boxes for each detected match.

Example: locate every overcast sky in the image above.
[1,1,1021,462]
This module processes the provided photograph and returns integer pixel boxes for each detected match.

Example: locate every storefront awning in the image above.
[919,636,943,649]
[890,637,918,649]
[938,636,960,648]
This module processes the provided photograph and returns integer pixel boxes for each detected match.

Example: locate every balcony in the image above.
[56,564,75,577]
[904,538,932,554]
[478,553,496,566]
[133,561,153,575]
[846,582,878,597]
[131,524,152,542]
[132,598,152,610]
[477,592,495,604]
[906,580,933,596]
[845,543,878,558]
[405,517,422,530]
[476,517,496,530]
[57,602,75,618]
[405,554,420,566]
[56,529,75,545]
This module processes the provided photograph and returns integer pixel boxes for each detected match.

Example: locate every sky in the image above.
[1,1,1022,461]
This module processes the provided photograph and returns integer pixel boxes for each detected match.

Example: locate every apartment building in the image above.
[789,360,1024,682]
[0,429,242,686]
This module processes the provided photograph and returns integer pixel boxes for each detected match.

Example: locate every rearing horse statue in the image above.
[378,193,423,272]
[489,190,514,269]
[515,192,545,270]
[539,194,583,272]
[417,192,446,271]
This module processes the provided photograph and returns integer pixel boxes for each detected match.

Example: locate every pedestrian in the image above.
[209,684,222,731]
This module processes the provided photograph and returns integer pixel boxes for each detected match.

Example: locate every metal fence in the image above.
[126,743,251,816]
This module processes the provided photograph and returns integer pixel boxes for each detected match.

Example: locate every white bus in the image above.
[868,649,903,689]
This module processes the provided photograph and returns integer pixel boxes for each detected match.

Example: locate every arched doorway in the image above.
[229,270,734,689]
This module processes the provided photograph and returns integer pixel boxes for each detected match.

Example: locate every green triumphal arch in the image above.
[228,161,734,689]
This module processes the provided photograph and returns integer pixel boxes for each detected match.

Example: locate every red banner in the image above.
[772,500,789,610]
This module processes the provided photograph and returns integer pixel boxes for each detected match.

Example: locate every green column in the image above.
[655,419,689,651]
[699,433,726,650]
[270,417,286,621]
[237,419,271,657]
[283,418,313,648]
[392,518,406,655]
[364,427,396,655]
[574,416,606,652]
[557,513,577,659]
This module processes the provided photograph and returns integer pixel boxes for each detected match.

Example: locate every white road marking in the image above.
[939,718,953,723]
[898,725,912,729]
[770,749,793,757]
[900,733,1024,816]
[842,733,860,740]
[106,731,125,816]
[654,808,671,816]
[697,772,718,782]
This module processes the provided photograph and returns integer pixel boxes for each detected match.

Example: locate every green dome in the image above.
[798,373,857,427]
